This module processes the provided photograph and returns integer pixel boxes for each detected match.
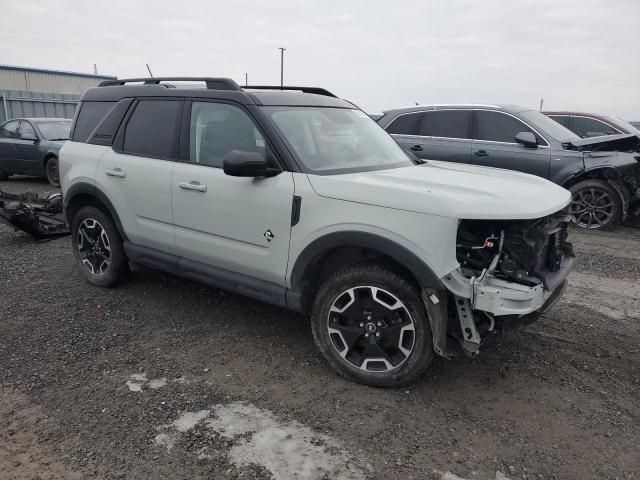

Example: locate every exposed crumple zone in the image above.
[0,190,69,239]
[154,402,367,480]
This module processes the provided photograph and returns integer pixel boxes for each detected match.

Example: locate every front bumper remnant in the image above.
[441,254,573,317]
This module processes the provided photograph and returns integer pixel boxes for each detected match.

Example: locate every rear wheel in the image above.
[71,206,128,287]
[569,180,621,230]
[311,263,434,387]
[45,156,60,187]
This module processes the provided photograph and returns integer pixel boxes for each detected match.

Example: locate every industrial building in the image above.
[0,64,116,123]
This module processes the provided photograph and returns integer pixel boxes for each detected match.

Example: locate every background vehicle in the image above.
[60,78,573,387]
[0,117,71,186]
[544,111,640,141]
[378,104,640,230]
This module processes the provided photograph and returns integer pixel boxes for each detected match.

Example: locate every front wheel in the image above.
[45,156,60,187]
[311,263,434,387]
[569,180,621,230]
[71,206,128,287]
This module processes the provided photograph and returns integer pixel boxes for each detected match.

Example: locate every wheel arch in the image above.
[560,167,629,219]
[286,231,443,313]
[64,182,128,240]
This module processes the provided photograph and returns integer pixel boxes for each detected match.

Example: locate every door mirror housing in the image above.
[515,131,538,148]
[20,133,38,142]
[223,150,280,178]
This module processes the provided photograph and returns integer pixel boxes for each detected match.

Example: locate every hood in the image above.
[567,133,640,152]
[307,161,571,220]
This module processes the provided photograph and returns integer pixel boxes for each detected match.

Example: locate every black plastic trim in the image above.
[63,183,128,241]
[123,242,288,308]
[87,98,134,146]
[291,195,302,226]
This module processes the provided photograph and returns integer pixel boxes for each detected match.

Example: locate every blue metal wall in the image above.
[0,89,79,123]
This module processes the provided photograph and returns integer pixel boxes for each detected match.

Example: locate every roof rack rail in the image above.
[98,77,242,91]
[244,85,337,98]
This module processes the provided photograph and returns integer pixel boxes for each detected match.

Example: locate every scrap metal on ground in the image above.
[0,190,68,239]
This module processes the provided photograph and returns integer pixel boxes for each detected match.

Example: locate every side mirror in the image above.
[20,133,38,142]
[223,150,280,178]
[514,131,537,149]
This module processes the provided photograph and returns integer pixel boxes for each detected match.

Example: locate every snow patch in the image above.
[154,401,366,480]
[125,373,168,392]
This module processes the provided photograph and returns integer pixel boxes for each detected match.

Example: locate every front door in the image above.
[471,110,551,179]
[172,100,294,285]
[16,120,42,174]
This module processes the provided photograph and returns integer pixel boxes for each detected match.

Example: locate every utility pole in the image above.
[93,64,98,75]
[279,47,286,89]
[243,73,248,86]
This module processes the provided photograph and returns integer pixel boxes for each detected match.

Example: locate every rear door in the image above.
[472,110,551,178]
[16,120,42,174]
[171,100,294,285]
[96,99,180,254]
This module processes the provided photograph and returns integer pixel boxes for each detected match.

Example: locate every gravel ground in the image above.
[1,177,639,480]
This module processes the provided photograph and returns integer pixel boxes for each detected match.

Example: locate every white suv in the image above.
[60,77,574,387]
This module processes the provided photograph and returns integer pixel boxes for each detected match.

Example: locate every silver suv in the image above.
[61,78,574,387]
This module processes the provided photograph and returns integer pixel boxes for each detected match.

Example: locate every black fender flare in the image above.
[288,230,443,296]
[63,182,128,240]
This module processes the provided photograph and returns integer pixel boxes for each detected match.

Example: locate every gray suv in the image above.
[378,105,640,229]
[61,81,574,387]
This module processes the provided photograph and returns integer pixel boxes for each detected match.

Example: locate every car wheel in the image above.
[569,180,621,230]
[45,157,60,187]
[311,262,434,387]
[71,206,128,287]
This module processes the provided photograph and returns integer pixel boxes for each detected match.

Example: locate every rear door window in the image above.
[18,121,36,137]
[420,110,471,139]
[72,101,116,142]
[475,111,535,143]
[572,116,619,138]
[386,112,424,135]
[122,100,181,159]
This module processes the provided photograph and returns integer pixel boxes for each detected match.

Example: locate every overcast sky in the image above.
[1,0,639,118]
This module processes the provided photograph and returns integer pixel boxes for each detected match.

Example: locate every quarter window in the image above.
[420,110,471,139]
[72,101,116,142]
[0,121,18,138]
[189,102,266,168]
[475,111,536,144]
[386,112,424,135]
[123,100,180,159]
[572,117,618,138]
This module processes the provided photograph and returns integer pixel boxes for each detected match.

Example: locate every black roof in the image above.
[82,77,354,109]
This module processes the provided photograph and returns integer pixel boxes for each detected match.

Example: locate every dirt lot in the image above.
[1,177,639,480]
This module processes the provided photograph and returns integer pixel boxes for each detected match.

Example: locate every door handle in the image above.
[474,150,489,157]
[410,145,423,152]
[179,181,207,193]
[105,168,126,178]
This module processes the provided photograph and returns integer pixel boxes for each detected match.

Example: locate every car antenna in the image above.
[146,64,154,78]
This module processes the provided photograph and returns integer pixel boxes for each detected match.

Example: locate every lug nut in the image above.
[377,321,382,327]
[359,322,364,328]
[365,333,370,338]
[375,332,381,338]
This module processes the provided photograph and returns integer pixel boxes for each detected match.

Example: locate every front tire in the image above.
[45,156,60,187]
[71,206,128,287]
[311,263,434,387]
[569,179,621,230]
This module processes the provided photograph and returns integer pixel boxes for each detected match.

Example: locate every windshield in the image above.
[520,110,581,143]
[604,116,640,136]
[263,107,414,174]
[36,120,71,140]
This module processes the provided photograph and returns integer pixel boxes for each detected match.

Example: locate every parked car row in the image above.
[0,99,638,230]
[377,105,640,230]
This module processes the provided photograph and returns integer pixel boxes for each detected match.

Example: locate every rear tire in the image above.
[569,179,621,230]
[71,206,128,287]
[311,262,434,387]
[45,156,60,187]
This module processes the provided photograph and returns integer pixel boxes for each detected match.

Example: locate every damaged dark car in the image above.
[378,105,640,229]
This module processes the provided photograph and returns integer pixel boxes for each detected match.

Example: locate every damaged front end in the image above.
[0,190,69,239]
[428,212,574,357]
